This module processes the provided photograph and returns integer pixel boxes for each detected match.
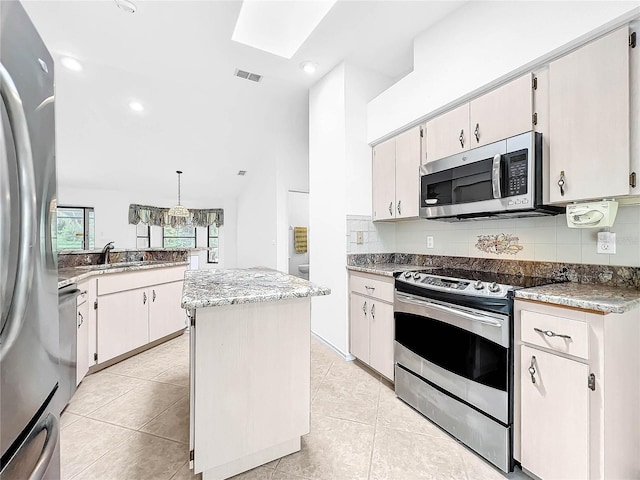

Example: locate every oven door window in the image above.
[395,311,507,391]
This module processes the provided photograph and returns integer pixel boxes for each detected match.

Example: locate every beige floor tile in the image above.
[72,430,187,480]
[370,426,467,480]
[376,382,447,438]
[60,411,83,430]
[169,461,201,480]
[271,472,311,480]
[460,446,528,480]
[311,360,381,425]
[229,465,275,480]
[86,380,188,429]
[140,396,189,443]
[60,417,135,480]
[276,414,375,480]
[153,363,190,387]
[64,372,141,416]
[104,348,184,380]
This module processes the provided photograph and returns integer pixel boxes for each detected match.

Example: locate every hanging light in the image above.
[168,170,190,217]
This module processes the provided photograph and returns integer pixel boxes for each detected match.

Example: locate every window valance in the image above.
[128,204,224,228]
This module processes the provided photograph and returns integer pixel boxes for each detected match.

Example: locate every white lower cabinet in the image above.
[520,345,589,480]
[514,299,640,479]
[348,272,394,381]
[76,289,90,385]
[95,266,186,364]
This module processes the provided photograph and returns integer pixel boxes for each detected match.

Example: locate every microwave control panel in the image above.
[506,151,528,196]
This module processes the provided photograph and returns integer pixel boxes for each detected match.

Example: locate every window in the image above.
[57,206,95,251]
[163,225,196,248]
[208,225,220,263]
[136,224,150,248]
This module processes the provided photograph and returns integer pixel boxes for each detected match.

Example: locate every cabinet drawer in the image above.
[521,310,588,360]
[98,266,186,296]
[349,272,393,302]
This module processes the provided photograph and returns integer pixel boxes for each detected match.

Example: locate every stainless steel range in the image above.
[393,269,555,473]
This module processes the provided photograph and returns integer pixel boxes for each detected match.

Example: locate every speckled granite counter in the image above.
[181,268,330,309]
[346,263,439,277]
[58,261,189,288]
[516,283,640,314]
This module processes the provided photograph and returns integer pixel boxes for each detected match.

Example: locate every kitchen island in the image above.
[181,268,330,480]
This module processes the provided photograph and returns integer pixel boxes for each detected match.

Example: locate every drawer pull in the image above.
[365,285,375,292]
[528,356,537,384]
[534,327,572,341]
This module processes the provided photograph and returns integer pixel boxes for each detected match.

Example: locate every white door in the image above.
[76,300,90,385]
[549,27,630,203]
[368,300,394,381]
[97,288,149,363]
[425,103,470,162]
[394,125,422,220]
[520,345,589,480]
[349,293,370,363]
[372,138,396,221]
[149,281,186,342]
[470,73,533,148]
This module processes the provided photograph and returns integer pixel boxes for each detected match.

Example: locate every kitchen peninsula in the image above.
[181,268,330,480]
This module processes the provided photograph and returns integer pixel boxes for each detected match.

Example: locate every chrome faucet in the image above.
[101,241,115,265]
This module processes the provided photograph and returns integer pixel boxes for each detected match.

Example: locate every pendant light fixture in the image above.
[168,170,190,218]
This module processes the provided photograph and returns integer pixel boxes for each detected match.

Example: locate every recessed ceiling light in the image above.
[232,0,337,59]
[128,101,144,112]
[61,56,83,72]
[300,61,318,75]
[114,0,136,14]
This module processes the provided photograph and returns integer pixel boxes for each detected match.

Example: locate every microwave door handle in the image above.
[492,154,502,199]
[0,62,37,362]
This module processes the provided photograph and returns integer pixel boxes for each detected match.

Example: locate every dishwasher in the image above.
[54,284,81,415]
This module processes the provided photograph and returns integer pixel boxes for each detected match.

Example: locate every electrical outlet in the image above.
[597,232,616,254]
[427,236,434,249]
[356,231,364,245]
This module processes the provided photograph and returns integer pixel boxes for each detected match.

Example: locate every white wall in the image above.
[309,62,393,356]
[367,1,640,143]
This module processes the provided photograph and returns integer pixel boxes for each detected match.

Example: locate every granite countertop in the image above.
[58,261,189,288]
[346,263,437,277]
[181,268,331,309]
[516,283,640,314]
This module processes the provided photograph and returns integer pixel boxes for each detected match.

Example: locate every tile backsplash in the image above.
[348,205,640,267]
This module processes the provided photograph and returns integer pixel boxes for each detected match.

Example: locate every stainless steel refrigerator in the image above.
[0,1,60,479]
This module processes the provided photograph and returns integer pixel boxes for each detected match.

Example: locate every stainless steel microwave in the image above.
[419,131,564,221]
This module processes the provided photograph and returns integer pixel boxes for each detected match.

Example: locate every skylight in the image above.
[232,0,337,59]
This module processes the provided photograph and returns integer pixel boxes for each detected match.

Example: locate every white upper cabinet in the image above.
[372,125,423,221]
[425,104,470,161]
[549,27,632,203]
[469,73,533,148]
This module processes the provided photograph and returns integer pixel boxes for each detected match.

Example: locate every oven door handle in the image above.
[395,292,503,327]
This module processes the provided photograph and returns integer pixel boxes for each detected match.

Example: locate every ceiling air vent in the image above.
[234,69,263,83]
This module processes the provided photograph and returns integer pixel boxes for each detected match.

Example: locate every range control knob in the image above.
[473,280,484,290]
[413,272,422,280]
[403,271,412,279]
[488,282,501,293]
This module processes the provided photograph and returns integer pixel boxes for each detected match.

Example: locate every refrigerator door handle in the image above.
[0,61,37,361]
[26,413,59,480]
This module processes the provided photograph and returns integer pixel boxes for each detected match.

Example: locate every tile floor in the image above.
[60,332,530,480]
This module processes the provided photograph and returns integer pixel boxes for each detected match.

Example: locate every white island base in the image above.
[188,297,310,480]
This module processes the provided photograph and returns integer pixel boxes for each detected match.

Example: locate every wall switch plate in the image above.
[356,231,364,245]
[427,236,434,249]
[597,232,616,254]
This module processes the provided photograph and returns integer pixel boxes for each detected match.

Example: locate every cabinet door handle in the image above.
[397,200,401,216]
[77,312,83,328]
[558,170,566,196]
[152,289,156,302]
[362,301,367,314]
[528,356,537,384]
[370,303,375,319]
[388,201,393,216]
[534,327,572,341]
[143,292,147,305]
[474,123,480,143]
[459,129,464,148]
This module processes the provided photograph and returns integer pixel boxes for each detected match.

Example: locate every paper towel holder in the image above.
[566,200,618,228]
